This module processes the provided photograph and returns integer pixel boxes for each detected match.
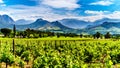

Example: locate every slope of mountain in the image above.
[39,24,61,31]
[85,22,120,34]
[86,18,120,28]
[15,19,33,25]
[38,21,74,33]
[100,22,120,29]
[51,21,72,29]
[0,15,15,28]
[93,18,120,25]
[59,19,91,29]
[0,15,15,24]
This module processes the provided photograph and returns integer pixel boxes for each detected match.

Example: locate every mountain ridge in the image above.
[0,14,120,34]
[15,19,33,25]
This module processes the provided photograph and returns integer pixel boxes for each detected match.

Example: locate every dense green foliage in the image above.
[1,28,12,37]
[0,38,120,68]
[0,27,115,39]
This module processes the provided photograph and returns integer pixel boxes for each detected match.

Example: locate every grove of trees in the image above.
[0,25,115,39]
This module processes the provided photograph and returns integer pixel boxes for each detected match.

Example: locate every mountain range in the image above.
[0,14,120,34]
[15,19,33,25]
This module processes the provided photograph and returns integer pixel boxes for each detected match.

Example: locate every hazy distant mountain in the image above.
[0,15,15,24]
[85,22,120,34]
[16,19,49,30]
[86,18,120,28]
[59,19,91,29]
[100,22,120,29]
[93,18,120,26]
[15,19,33,25]
[59,18,120,29]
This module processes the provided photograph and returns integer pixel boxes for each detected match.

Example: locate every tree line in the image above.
[0,25,119,39]
[0,27,79,38]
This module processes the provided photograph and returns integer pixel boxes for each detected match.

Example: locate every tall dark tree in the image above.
[13,25,16,67]
[56,33,60,38]
[80,34,83,38]
[13,25,16,38]
[105,32,111,39]
[1,28,12,37]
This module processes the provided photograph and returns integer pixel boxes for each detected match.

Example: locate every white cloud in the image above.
[0,5,55,21]
[0,0,3,3]
[0,0,6,6]
[41,0,80,10]
[90,0,113,6]
[0,5,74,21]
[1,4,120,23]
[106,11,120,19]
[0,11,9,14]
[0,0,119,23]
[83,11,120,22]
[0,5,81,21]
[85,10,109,15]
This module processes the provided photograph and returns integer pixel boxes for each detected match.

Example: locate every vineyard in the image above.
[0,38,120,68]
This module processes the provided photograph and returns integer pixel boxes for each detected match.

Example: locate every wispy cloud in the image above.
[85,10,109,15]
[90,0,113,6]
[0,5,54,21]
[1,5,120,23]
[0,5,79,21]
[106,11,120,19]
[0,0,6,6]
[0,0,3,3]
[83,11,120,22]
[41,0,80,10]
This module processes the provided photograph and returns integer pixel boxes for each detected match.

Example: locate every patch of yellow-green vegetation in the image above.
[0,37,120,68]
[0,37,114,41]
[0,37,92,40]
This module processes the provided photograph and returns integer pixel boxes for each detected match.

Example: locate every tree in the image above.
[56,33,60,38]
[80,34,83,38]
[94,32,101,39]
[13,25,16,38]
[105,32,111,39]
[1,28,12,37]
[25,28,31,38]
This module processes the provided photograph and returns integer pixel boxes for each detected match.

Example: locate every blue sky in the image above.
[0,0,120,22]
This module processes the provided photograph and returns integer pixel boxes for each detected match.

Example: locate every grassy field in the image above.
[0,37,120,68]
